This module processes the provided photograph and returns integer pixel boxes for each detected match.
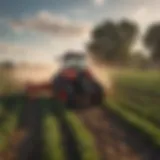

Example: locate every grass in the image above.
[0,69,22,152]
[107,69,160,146]
[107,100,160,145]
[0,108,19,152]
[0,105,5,119]
[1,66,160,157]
[118,95,160,123]
[39,99,99,160]
[43,114,65,160]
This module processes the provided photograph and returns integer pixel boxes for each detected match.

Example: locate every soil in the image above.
[60,117,81,160]
[75,107,160,160]
[1,103,160,160]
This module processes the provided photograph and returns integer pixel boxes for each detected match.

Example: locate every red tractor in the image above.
[26,51,105,108]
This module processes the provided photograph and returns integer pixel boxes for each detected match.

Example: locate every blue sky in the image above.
[0,0,159,63]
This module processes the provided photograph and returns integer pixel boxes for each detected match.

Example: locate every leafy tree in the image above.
[144,23,160,63]
[0,61,14,69]
[129,51,149,69]
[87,19,138,65]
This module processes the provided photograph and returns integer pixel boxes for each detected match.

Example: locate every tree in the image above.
[144,23,160,63]
[129,51,149,69]
[0,61,15,69]
[87,19,138,65]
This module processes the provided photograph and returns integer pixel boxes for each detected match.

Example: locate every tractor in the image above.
[26,51,105,108]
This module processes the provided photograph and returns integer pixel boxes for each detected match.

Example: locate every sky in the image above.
[0,0,159,63]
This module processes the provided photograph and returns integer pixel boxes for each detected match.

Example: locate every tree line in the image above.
[87,19,160,68]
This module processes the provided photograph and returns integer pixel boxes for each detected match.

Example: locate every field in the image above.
[108,70,160,144]
[0,68,160,160]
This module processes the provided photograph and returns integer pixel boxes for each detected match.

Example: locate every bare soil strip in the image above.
[17,100,44,160]
[0,100,44,160]
[0,130,28,160]
[59,117,81,160]
[74,106,160,160]
[0,99,81,160]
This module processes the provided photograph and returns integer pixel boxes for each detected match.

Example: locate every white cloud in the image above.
[130,5,160,52]
[132,7,148,19]
[0,42,53,56]
[10,11,91,37]
[7,11,92,62]
[0,34,89,63]
[0,43,27,54]
[130,6,160,32]
[94,0,105,6]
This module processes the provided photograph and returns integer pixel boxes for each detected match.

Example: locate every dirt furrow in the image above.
[17,100,43,160]
[0,130,28,160]
[74,106,160,160]
[0,100,44,160]
[58,116,81,160]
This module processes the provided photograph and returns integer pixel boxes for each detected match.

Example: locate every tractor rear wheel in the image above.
[91,84,104,106]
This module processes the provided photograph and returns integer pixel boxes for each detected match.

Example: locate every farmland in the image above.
[108,70,160,144]
[0,68,160,160]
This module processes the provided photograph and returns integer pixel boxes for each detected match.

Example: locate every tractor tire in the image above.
[92,93,103,106]
[66,97,76,109]
[91,83,104,106]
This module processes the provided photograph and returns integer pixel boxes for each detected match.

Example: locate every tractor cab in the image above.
[61,52,87,70]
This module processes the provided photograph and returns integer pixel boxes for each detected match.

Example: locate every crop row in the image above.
[0,106,20,152]
[108,70,160,147]
[0,98,99,160]
[106,99,160,146]
[113,94,160,124]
